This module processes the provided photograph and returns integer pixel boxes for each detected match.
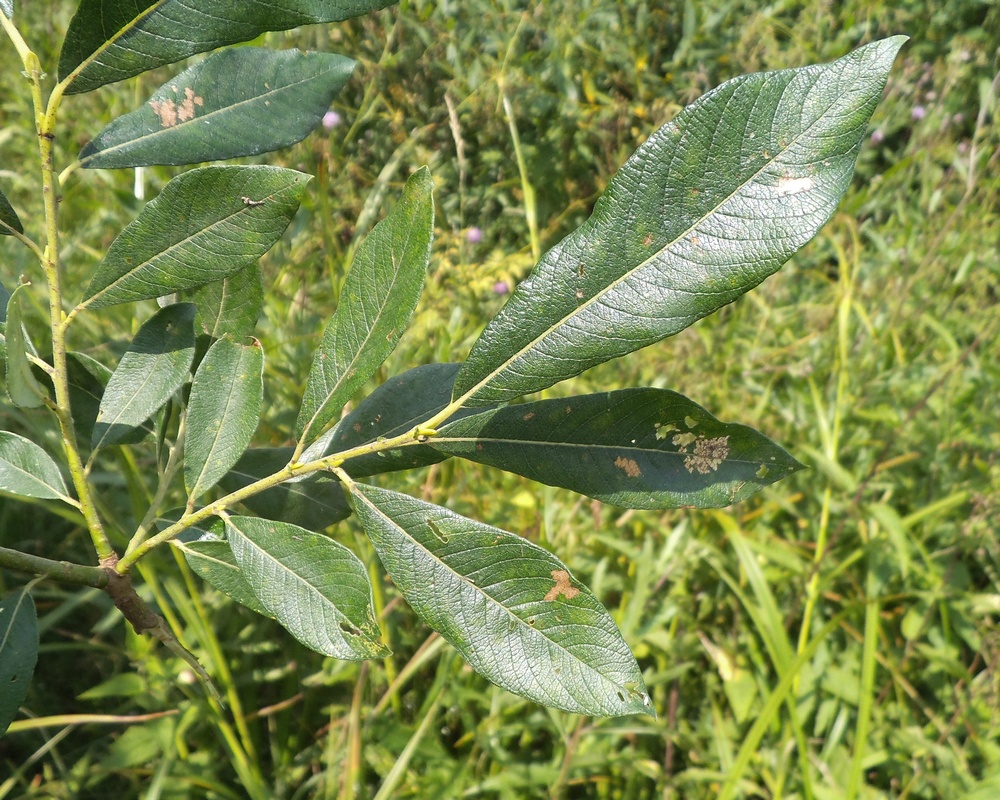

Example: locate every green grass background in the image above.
[1,1,998,798]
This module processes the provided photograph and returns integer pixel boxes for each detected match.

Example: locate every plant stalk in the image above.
[0,545,107,587]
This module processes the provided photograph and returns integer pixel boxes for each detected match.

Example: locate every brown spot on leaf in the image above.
[642,233,654,246]
[544,569,579,601]
[150,87,204,128]
[523,411,536,421]
[614,456,642,477]
[684,435,729,474]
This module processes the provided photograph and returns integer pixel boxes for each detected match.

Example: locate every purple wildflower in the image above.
[466,227,483,244]
[322,110,341,130]
[493,281,509,295]
[911,105,926,121]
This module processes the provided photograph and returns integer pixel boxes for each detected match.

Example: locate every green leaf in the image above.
[0,281,8,360]
[4,285,47,408]
[92,303,196,450]
[188,265,263,341]
[81,166,310,309]
[226,516,388,660]
[218,448,351,531]
[0,587,37,737]
[171,518,272,617]
[305,362,465,477]
[453,37,907,406]
[58,0,396,94]
[80,48,356,169]
[430,389,803,509]
[0,187,22,235]
[0,431,70,501]
[296,167,434,443]
[349,483,652,716]
[185,338,264,499]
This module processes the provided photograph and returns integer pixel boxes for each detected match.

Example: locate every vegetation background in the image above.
[0,1,997,798]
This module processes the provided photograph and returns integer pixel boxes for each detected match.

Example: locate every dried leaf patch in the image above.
[151,87,205,128]
[544,569,580,602]
[614,455,642,477]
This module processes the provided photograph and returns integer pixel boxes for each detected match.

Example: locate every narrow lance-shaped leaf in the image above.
[0,432,71,501]
[81,166,309,309]
[0,587,38,737]
[453,37,907,406]
[430,389,803,509]
[170,518,272,617]
[227,516,388,660]
[349,483,652,717]
[92,303,195,450]
[189,265,264,341]
[218,448,352,531]
[58,0,396,95]
[80,48,356,169]
[303,362,474,477]
[185,337,264,499]
[4,285,47,408]
[296,167,434,443]
[0,186,22,235]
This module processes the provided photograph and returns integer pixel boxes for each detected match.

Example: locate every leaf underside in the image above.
[172,519,272,617]
[58,0,397,94]
[227,516,388,660]
[188,265,264,341]
[431,388,804,509]
[453,37,907,407]
[80,48,356,168]
[350,483,652,717]
[297,167,435,443]
[0,431,70,501]
[185,338,264,499]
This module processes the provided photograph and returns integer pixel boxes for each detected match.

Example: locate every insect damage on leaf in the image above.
[682,435,730,475]
[775,175,815,197]
[150,87,204,127]
[543,569,580,602]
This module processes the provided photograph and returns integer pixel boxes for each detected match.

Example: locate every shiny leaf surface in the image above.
[59,0,396,94]
[431,389,803,509]
[82,166,309,309]
[0,587,37,737]
[453,38,907,406]
[0,432,70,501]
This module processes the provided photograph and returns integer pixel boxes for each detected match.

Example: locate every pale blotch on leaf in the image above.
[684,415,698,428]
[671,431,697,450]
[614,455,642,478]
[756,464,769,478]
[543,569,580,602]
[775,175,814,197]
[151,87,205,128]
[654,421,678,441]
[684,435,730,474]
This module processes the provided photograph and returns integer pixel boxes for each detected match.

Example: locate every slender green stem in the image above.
[0,546,107,587]
[8,25,115,563]
[123,416,188,558]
